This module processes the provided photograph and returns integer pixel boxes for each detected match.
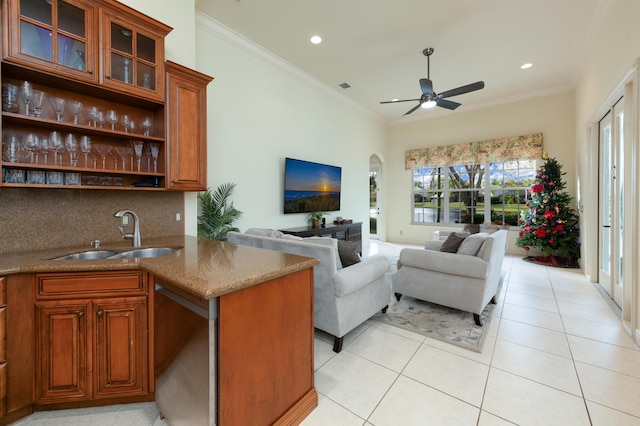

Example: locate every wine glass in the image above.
[149,142,160,173]
[140,117,152,136]
[121,114,131,133]
[22,133,40,164]
[65,133,78,167]
[132,140,144,172]
[79,135,92,168]
[96,110,105,128]
[50,97,66,121]
[31,89,45,117]
[68,101,83,124]
[22,81,33,116]
[85,106,98,127]
[114,146,131,171]
[94,144,112,169]
[39,137,49,165]
[105,109,118,130]
[49,131,64,166]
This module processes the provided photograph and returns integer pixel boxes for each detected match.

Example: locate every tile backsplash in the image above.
[0,188,184,254]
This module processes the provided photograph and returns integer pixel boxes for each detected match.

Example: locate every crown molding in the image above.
[195,11,382,122]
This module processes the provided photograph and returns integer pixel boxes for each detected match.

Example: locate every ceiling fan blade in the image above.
[436,99,461,110]
[419,78,433,95]
[380,98,420,104]
[439,81,485,99]
[403,103,422,116]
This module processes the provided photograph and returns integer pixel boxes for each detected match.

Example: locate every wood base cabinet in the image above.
[35,271,151,408]
[0,274,34,426]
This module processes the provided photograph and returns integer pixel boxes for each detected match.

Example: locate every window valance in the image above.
[404,132,544,169]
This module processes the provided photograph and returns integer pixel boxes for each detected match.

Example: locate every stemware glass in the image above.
[94,144,112,169]
[96,111,105,128]
[79,135,92,168]
[140,117,152,136]
[85,106,98,127]
[132,140,144,172]
[149,142,160,173]
[65,133,78,167]
[39,137,49,165]
[22,133,41,164]
[105,110,118,130]
[31,89,45,117]
[49,131,64,166]
[22,81,33,116]
[114,146,131,171]
[121,114,131,133]
[68,101,83,124]
[50,97,66,121]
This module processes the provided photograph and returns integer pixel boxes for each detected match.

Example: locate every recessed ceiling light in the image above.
[521,63,533,70]
[310,35,322,45]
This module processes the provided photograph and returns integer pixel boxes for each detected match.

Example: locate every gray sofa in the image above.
[227,229,391,352]
[392,230,507,326]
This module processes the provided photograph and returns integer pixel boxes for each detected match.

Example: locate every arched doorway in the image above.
[369,154,382,239]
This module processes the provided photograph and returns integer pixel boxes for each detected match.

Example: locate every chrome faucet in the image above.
[113,209,141,247]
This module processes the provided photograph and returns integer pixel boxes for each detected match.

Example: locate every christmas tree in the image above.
[516,155,580,266]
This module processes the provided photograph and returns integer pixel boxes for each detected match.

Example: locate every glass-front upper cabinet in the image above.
[4,0,97,82]
[100,11,170,102]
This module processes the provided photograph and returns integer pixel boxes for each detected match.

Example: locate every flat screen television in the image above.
[284,157,342,214]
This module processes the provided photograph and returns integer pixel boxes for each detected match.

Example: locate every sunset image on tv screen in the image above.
[284,158,341,214]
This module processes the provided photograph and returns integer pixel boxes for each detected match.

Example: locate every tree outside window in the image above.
[412,160,535,226]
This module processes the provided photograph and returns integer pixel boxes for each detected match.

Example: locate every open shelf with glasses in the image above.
[1,73,166,190]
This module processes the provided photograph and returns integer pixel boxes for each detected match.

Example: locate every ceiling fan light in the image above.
[421,100,437,109]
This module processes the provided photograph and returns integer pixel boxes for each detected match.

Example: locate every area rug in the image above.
[374,253,494,352]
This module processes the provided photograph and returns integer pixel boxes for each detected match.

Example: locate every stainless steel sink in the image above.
[106,247,180,259]
[53,250,119,261]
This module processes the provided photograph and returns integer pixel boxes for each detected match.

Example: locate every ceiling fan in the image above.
[380,47,485,116]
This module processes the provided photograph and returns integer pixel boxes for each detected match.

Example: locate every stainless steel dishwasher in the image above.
[155,283,218,426]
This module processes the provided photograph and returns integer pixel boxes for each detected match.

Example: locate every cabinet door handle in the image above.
[77,311,84,318]
[87,69,94,75]
[97,310,104,317]
[105,74,111,79]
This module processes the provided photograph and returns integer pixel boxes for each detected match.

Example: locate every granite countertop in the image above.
[0,235,319,300]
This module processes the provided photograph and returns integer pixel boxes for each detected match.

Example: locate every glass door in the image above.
[9,0,96,81]
[100,11,167,101]
[369,155,381,239]
[369,166,379,238]
[598,98,624,307]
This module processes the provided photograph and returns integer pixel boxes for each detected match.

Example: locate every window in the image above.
[413,160,535,226]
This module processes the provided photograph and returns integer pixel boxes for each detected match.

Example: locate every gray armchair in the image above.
[392,230,507,326]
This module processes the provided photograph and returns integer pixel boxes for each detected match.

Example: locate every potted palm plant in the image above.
[197,182,243,241]
[308,211,325,229]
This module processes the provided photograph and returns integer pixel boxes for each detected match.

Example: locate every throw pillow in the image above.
[304,237,343,268]
[337,240,361,267]
[457,232,489,256]
[439,232,467,253]
[463,223,481,234]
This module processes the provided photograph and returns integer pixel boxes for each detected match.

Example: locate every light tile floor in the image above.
[11,240,640,425]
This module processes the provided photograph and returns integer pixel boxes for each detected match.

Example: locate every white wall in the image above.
[194,16,387,253]
[574,0,640,340]
[117,0,200,235]
[385,91,576,253]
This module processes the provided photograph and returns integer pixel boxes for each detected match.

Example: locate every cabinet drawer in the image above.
[37,272,147,298]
